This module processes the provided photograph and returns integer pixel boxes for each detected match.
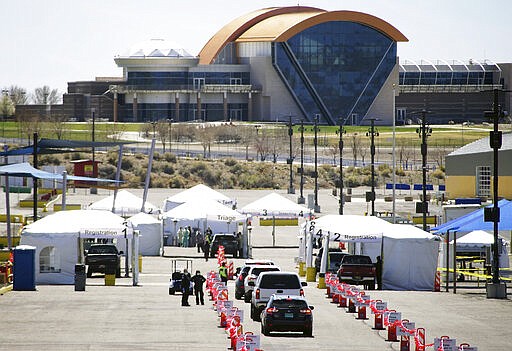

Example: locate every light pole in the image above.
[287,115,295,194]
[483,88,509,298]
[392,85,397,223]
[336,117,346,215]
[365,118,379,216]
[297,120,305,204]
[91,108,97,194]
[415,110,432,231]
[313,114,320,213]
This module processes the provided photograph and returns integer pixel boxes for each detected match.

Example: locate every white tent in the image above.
[308,215,440,291]
[127,212,162,256]
[240,192,309,217]
[88,190,159,216]
[162,198,248,244]
[20,210,133,285]
[450,230,509,268]
[163,184,235,212]
[380,224,440,291]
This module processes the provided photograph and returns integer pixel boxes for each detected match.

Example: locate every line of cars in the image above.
[234,259,313,337]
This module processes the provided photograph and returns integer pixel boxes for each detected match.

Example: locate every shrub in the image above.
[224,158,237,167]
[164,152,177,163]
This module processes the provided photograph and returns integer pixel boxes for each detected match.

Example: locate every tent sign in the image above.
[310,228,381,242]
[79,227,133,238]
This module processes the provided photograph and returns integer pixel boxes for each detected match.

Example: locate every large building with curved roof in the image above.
[109,6,408,125]
[24,6,511,126]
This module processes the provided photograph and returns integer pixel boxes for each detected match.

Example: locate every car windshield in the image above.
[259,274,301,289]
[251,267,280,276]
[272,299,308,309]
[87,246,118,254]
[330,253,346,263]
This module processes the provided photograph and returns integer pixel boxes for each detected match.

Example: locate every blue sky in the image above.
[2,0,511,95]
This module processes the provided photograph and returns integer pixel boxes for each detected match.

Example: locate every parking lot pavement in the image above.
[1,187,511,350]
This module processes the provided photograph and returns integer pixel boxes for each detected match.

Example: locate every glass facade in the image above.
[399,70,496,86]
[127,71,250,90]
[274,21,396,124]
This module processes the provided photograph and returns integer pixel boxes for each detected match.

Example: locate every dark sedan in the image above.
[260,295,313,337]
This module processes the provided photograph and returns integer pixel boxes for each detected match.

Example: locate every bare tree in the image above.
[7,85,29,106]
[430,143,448,169]
[324,139,339,165]
[269,127,287,163]
[197,123,217,158]
[105,123,127,142]
[254,128,271,161]
[397,138,413,170]
[46,114,67,139]
[156,120,170,152]
[349,133,361,166]
[237,124,256,160]
[32,86,61,104]
[358,145,367,166]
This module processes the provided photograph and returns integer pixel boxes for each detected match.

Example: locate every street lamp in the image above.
[336,117,346,215]
[483,88,509,298]
[415,110,432,231]
[313,114,320,213]
[297,119,305,204]
[150,121,157,139]
[287,115,295,194]
[365,118,379,216]
[91,108,97,194]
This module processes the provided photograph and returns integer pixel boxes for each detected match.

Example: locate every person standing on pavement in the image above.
[191,270,206,305]
[375,256,383,290]
[182,227,189,247]
[203,238,210,262]
[219,262,228,284]
[195,229,203,253]
[177,227,184,247]
[181,269,191,306]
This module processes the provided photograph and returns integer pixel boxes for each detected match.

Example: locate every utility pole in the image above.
[297,119,305,204]
[416,110,432,231]
[366,118,379,216]
[336,117,346,215]
[484,88,509,298]
[287,115,295,194]
[313,114,320,213]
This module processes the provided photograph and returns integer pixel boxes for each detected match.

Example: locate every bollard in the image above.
[347,297,356,313]
[298,261,306,277]
[400,335,410,351]
[415,328,425,351]
[357,305,367,320]
[306,267,316,282]
[434,270,441,292]
[339,294,347,308]
[387,324,398,342]
[317,273,326,289]
[374,313,384,330]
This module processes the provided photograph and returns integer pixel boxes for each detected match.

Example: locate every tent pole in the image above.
[61,171,67,210]
[5,174,11,250]
[453,231,457,294]
[141,139,156,213]
[272,215,275,247]
[445,230,450,292]
[112,145,123,213]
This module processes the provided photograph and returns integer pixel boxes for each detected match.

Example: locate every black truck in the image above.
[85,244,122,277]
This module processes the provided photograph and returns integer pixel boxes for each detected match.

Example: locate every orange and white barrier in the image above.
[434,271,441,292]
[228,261,234,280]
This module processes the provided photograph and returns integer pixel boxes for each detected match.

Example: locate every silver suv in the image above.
[249,271,307,321]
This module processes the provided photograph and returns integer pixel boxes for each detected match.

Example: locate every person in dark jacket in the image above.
[203,238,210,262]
[181,269,191,306]
[191,270,206,305]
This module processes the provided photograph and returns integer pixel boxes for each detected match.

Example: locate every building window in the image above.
[193,78,205,90]
[476,166,491,197]
[396,108,407,123]
[39,246,61,273]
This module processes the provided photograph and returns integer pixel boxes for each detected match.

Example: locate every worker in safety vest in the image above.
[219,262,228,284]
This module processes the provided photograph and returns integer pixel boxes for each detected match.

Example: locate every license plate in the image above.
[285,313,294,319]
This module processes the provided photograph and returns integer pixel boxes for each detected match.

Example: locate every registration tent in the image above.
[163,184,235,212]
[88,190,160,217]
[20,210,133,285]
[127,212,162,256]
[308,215,440,290]
[240,192,309,217]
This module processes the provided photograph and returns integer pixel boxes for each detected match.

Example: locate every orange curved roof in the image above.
[238,10,408,43]
[198,6,325,64]
[198,7,408,65]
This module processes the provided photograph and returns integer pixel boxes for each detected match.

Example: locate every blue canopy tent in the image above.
[0,162,122,250]
[432,199,512,234]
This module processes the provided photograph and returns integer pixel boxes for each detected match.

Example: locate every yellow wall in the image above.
[446,176,475,199]
[446,175,512,199]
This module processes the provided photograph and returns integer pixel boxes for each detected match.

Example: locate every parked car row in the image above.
[234,259,313,337]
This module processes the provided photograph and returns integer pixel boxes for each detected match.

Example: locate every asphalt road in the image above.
[1,188,511,350]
